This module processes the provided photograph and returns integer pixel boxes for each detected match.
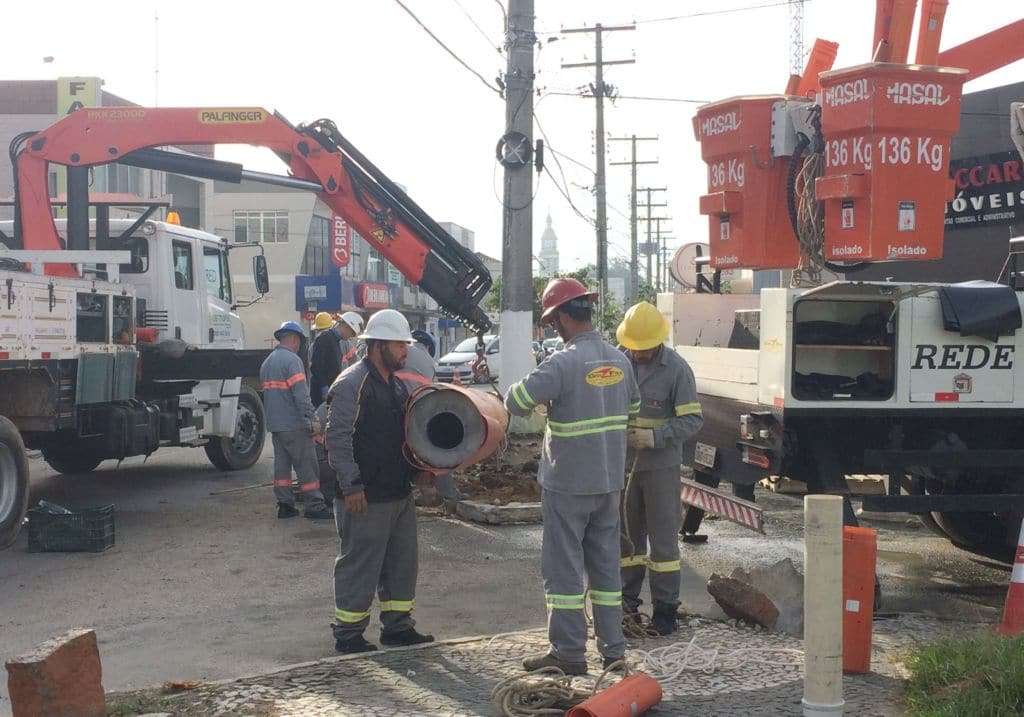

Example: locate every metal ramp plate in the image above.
[680,477,765,533]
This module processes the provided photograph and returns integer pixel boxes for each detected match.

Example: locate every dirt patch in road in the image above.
[454,436,542,505]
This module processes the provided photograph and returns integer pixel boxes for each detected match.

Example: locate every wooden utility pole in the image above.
[561,23,634,326]
[609,135,657,304]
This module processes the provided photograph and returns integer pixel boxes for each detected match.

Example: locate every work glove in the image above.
[626,428,655,450]
[344,490,368,515]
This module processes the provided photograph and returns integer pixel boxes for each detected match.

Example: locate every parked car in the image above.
[436,335,499,383]
[542,337,564,356]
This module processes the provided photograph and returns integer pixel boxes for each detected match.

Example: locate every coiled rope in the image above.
[490,661,629,717]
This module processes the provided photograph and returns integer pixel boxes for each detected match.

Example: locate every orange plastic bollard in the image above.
[795,39,839,98]
[997,516,1024,635]
[566,673,663,717]
[842,525,877,674]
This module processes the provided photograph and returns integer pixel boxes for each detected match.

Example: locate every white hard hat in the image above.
[339,311,364,335]
[358,309,413,342]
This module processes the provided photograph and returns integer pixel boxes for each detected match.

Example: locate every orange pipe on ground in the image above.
[937,18,1024,82]
[842,526,877,674]
[915,0,948,65]
[795,39,839,97]
[887,0,919,63]
[566,673,663,717]
[873,0,896,56]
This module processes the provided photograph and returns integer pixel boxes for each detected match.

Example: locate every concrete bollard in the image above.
[803,495,844,716]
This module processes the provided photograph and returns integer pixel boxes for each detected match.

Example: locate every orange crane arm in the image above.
[936,18,1024,82]
[9,106,492,330]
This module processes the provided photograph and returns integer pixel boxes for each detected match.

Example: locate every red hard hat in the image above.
[540,278,598,322]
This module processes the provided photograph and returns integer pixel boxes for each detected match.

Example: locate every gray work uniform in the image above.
[326,359,418,641]
[396,343,461,501]
[621,346,703,611]
[506,330,640,662]
[260,345,328,510]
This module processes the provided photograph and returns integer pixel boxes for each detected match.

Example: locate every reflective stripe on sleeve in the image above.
[545,593,586,610]
[379,599,415,613]
[512,383,536,411]
[629,400,642,414]
[285,372,306,387]
[547,414,628,438]
[299,481,321,493]
[675,402,702,417]
[335,607,371,623]
[589,589,622,607]
[620,554,647,568]
[263,380,289,390]
[648,559,681,572]
[273,478,293,487]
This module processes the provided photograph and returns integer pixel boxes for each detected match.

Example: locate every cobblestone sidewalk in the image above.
[138,615,977,716]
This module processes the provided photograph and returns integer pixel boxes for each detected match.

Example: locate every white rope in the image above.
[630,632,803,682]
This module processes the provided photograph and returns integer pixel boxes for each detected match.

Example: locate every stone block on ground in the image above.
[5,628,105,717]
[455,499,542,525]
[731,558,804,637]
[707,574,780,630]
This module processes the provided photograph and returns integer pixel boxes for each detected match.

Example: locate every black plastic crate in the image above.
[27,504,116,553]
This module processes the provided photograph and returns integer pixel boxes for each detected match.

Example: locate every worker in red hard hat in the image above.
[505,277,640,675]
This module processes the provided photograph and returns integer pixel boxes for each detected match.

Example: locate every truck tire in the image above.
[205,384,265,471]
[0,416,30,549]
[41,450,103,475]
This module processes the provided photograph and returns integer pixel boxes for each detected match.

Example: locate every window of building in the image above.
[203,247,232,303]
[301,215,330,275]
[172,241,194,290]
[232,210,289,243]
[77,293,109,343]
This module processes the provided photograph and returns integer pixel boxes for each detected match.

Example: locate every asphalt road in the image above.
[0,448,1011,715]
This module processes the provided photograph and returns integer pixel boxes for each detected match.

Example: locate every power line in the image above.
[548,90,707,103]
[451,0,505,57]
[392,0,503,96]
[546,145,594,173]
[633,0,809,25]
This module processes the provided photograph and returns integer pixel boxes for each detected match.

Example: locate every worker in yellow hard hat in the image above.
[313,312,335,333]
[616,301,703,635]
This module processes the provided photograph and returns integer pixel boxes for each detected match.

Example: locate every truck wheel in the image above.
[0,416,30,549]
[41,450,102,475]
[205,384,265,471]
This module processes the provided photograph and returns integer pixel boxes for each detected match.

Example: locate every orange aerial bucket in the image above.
[566,673,663,717]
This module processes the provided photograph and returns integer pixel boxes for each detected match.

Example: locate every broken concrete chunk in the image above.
[731,558,805,637]
[707,574,780,630]
[6,628,105,717]
[455,499,542,525]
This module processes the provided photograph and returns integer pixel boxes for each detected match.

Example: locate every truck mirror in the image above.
[253,255,270,294]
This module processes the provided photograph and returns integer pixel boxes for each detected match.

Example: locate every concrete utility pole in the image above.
[498,0,536,400]
[561,23,635,326]
[609,135,657,304]
[636,186,667,291]
[652,217,672,292]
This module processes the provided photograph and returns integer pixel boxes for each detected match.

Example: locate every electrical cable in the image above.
[547,91,708,104]
[633,0,811,25]
[392,0,503,96]
[451,0,505,57]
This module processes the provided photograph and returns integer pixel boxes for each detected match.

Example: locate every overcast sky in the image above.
[2,0,1021,271]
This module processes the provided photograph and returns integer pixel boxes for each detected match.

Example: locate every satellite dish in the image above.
[669,243,710,290]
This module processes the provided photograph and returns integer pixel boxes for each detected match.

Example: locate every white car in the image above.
[435,335,499,383]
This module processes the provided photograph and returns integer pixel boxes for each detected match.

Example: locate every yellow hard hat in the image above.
[313,312,335,331]
[616,301,669,351]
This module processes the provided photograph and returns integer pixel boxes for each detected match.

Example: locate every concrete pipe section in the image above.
[405,384,509,472]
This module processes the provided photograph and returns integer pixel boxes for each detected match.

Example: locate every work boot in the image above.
[277,503,299,519]
[652,602,679,636]
[522,652,588,675]
[380,628,435,647]
[304,505,334,520]
[335,634,378,654]
[602,655,628,671]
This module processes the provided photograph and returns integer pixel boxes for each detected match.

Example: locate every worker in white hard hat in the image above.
[310,311,364,407]
[325,309,436,653]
